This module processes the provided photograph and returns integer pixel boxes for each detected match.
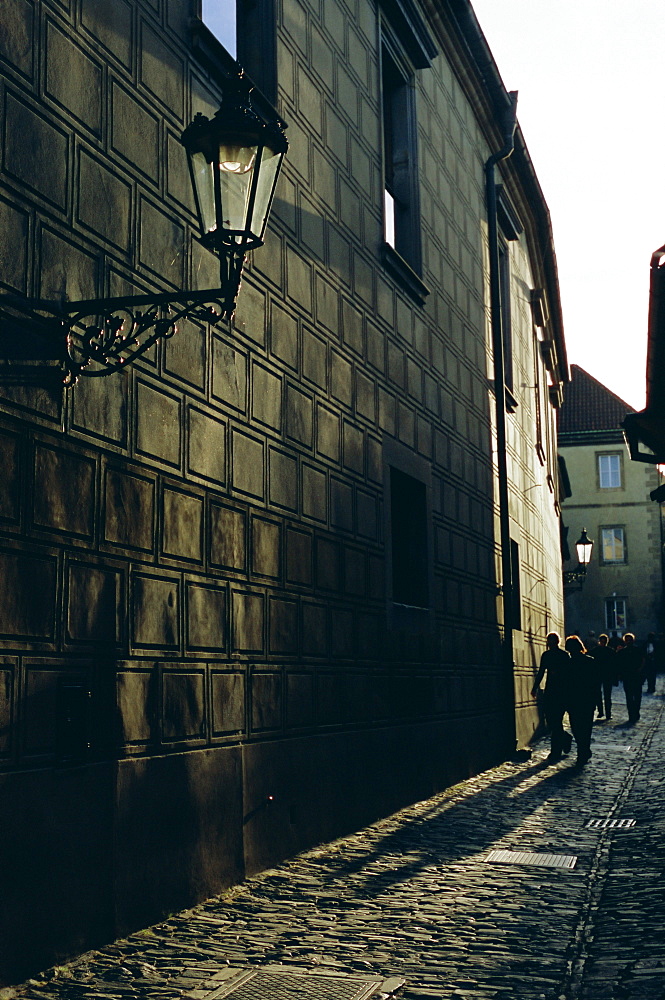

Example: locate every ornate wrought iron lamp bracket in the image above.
[0,279,241,386]
[0,67,287,387]
[562,528,593,589]
[563,567,588,587]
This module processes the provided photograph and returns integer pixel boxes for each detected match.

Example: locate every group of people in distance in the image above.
[531,630,661,768]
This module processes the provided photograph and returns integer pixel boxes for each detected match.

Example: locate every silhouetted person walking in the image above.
[565,635,597,766]
[531,632,573,763]
[644,632,657,694]
[616,632,644,723]
[591,633,618,720]
[608,631,623,651]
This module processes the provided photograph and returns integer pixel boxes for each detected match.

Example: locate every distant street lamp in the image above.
[564,528,594,587]
[0,68,287,385]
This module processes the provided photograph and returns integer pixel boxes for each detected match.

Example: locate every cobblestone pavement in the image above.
[8,683,665,1000]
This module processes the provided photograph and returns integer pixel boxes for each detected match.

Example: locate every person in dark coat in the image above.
[591,633,618,720]
[531,632,573,763]
[644,632,657,694]
[585,631,603,718]
[616,632,644,723]
[565,635,597,766]
[608,631,623,651]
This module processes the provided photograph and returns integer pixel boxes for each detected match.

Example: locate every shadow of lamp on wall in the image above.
[563,528,594,588]
[0,68,288,386]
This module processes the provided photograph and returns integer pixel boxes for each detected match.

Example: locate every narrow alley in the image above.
[7,686,665,1000]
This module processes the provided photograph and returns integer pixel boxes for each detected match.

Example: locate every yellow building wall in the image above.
[561,438,664,639]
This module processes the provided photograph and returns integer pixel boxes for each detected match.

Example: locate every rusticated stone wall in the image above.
[0,0,565,983]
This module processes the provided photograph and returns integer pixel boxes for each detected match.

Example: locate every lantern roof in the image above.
[181,70,288,160]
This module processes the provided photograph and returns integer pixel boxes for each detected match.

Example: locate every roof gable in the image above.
[558,365,635,435]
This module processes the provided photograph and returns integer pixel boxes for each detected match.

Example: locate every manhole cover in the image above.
[485,849,577,869]
[586,817,636,829]
[185,969,402,1000]
[591,743,633,751]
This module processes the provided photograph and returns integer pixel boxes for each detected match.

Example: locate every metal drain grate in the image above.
[586,817,636,829]
[485,849,577,869]
[185,969,402,1000]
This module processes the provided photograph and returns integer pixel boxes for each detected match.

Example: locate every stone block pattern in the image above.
[0,0,560,777]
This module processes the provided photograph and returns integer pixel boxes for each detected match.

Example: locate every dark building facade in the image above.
[0,0,567,982]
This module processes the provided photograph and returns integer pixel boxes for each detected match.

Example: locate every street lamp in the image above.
[181,71,288,318]
[575,528,593,570]
[563,528,594,586]
[0,69,287,386]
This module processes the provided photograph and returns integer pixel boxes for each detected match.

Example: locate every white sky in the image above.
[471,0,665,412]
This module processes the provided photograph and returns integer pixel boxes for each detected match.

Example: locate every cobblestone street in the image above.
[8,684,665,1000]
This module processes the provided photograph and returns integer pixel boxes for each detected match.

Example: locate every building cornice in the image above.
[559,429,626,447]
[421,0,568,387]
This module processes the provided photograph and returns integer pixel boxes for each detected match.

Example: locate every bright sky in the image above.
[471,0,665,412]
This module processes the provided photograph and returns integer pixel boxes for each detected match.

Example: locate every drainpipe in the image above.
[485,91,518,754]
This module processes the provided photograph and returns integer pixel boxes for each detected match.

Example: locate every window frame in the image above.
[600,525,627,565]
[498,237,514,400]
[383,439,433,631]
[377,5,433,306]
[510,538,522,632]
[532,331,546,466]
[389,466,429,610]
[530,288,549,467]
[496,191,522,413]
[597,451,623,490]
[201,0,236,56]
[605,597,627,633]
[193,0,277,104]
[380,28,422,272]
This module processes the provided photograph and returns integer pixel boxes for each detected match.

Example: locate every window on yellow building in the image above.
[606,597,627,633]
[598,452,622,489]
[600,526,626,564]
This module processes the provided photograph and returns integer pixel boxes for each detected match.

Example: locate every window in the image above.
[606,597,627,633]
[533,334,546,465]
[377,3,435,304]
[598,452,622,489]
[510,539,522,631]
[601,526,626,564]
[202,0,236,55]
[498,239,513,397]
[494,188,522,410]
[381,37,419,269]
[390,467,428,608]
[197,0,277,103]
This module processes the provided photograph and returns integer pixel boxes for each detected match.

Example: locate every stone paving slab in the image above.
[6,685,665,1000]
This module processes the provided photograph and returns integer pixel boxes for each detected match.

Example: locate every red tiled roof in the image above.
[558,365,635,434]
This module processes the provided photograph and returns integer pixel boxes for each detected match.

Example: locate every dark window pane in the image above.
[391,467,428,608]
[510,538,522,631]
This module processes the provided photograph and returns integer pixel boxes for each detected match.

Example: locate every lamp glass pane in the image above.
[191,150,217,234]
[218,142,257,174]
[218,142,258,237]
[249,146,282,240]
[577,540,593,565]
